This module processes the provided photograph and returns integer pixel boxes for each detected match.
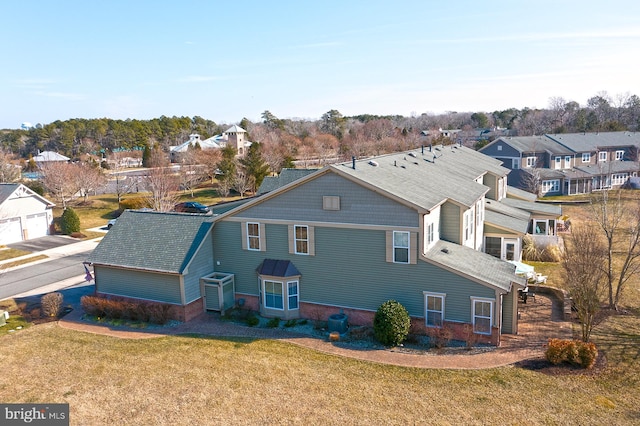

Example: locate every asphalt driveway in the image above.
[6,235,80,253]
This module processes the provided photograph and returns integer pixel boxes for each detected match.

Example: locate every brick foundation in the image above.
[94,292,203,322]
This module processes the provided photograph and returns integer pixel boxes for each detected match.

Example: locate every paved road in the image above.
[0,251,92,300]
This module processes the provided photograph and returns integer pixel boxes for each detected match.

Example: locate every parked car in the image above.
[174,202,210,214]
[107,218,117,229]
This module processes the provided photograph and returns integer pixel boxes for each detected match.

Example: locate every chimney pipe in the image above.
[421,145,424,154]
[352,156,356,170]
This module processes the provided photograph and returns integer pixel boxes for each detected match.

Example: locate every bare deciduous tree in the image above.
[143,151,179,212]
[521,168,541,196]
[233,167,252,198]
[589,189,640,310]
[74,164,107,203]
[39,162,78,208]
[0,150,21,183]
[561,226,606,341]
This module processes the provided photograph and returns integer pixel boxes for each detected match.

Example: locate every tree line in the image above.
[1,91,639,163]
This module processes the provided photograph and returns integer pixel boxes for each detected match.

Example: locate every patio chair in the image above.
[535,273,547,284]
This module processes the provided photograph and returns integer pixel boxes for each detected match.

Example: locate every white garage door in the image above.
[26,212,49,239]
[0,217,23,245]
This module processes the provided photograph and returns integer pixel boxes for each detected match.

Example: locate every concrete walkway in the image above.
[58,292,573,370]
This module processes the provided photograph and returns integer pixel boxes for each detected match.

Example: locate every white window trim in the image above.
[599,151,607,162]
[541,179,560,193]
[294,225,309,255]
[526,156,536,168]
[615,150,624,161]
[582,153,590,163]
[393,231,410,264]
[423,292,445,328]
[263,280,284,311]
[287,280,299,310]
[471,297,494,335]
[554,156,561,169]
[246,222,261,251]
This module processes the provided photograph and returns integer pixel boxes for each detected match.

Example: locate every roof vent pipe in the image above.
[352,156,356,170]
[421,145,424,154]
[429,143,432,152]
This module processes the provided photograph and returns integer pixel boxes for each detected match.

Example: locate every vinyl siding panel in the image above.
[483,175,498,200]
[94,266,182,304]
[440,202,461,244]
[183,232,214,303]
[502,290,516,333]
[212,221,496,322]
[481,142,521,158]
[236,173,418,227]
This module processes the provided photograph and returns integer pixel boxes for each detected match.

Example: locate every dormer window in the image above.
[526,157,536,168]
[599,152,607,162]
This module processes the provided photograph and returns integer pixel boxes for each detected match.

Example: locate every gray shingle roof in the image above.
[425,240,525,292]
[333,146,506,210]
[87,210,212,274]
[489,136,573,155]
[257,169,319,195]
[547,131,640,152]
[506,186,537,201]
[500,198,562,216]
[0,183,19,204]
[484,210,529,234]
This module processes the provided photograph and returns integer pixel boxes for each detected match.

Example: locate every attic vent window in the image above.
[323,196,340,211]
[368,160,379,167]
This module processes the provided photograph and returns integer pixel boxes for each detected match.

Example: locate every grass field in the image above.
[0,320,638,425]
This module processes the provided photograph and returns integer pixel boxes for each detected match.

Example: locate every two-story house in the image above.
[480,131,640,196]
[88,146,555,345]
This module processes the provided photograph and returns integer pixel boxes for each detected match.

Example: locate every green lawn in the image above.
[0,319,637,425]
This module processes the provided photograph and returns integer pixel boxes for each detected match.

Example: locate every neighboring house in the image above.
[257,168,318,195]
[0,183,55,245]
[33,151,70,164]
[86,211,214,322]
[170,125,252,162]
[480,132,640,196]
[87,146,570,346]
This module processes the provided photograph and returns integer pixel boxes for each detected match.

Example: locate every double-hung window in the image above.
[247,222,261,251]
[393,231,409,264]
[288,281,299,310]
[526,157,536,168]
[582,153,591,163]
[294,225,309,254]
[424,292,445,327]
[472,298,493,335]
[616,150,624,161]
[599,151,608,162]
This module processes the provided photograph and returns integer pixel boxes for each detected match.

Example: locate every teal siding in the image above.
[502,291,515,333]
[183,232,214,303]
[95,266,182,304]
[212,221,496,322]
[237,173,418,227]
[440,203,461,244]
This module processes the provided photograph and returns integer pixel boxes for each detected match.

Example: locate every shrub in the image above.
[60,207,81,235]
[545,338,598,369]
[80,295,172,325]
[119,197,148,211]
[428,326,453,349]
[246,315,259,327]
[373,300,411,347]
[41,292,64,317]
[577,341,599,369]
[266,317,280,328]
[284,319,298,328]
